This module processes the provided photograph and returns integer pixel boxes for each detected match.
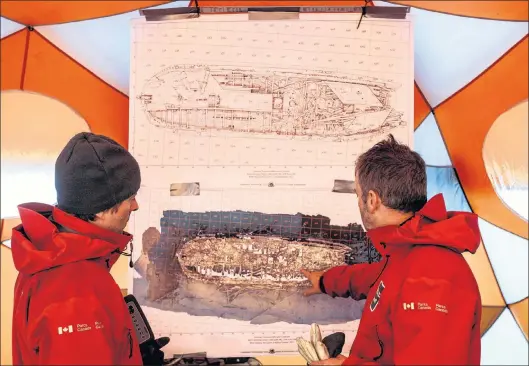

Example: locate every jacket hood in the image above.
[367,194,481,255]
[11,202,132,275]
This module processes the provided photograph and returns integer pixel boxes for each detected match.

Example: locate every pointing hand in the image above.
[300,269,325,296]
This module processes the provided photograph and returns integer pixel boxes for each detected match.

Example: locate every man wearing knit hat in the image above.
[10,132,166,365]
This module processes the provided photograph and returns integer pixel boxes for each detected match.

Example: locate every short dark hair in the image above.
[355,134,427,213]
[63,201,121,223]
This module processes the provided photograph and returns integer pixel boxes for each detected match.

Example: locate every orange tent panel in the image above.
[0,30,28,90]
[1,218,22,242]
[1,29,130,148]
[509,298,528,340]
[389,1,528,21]
[414,82,430,129]
[23,30,130,147]
[434,35,528,239]
[481,306,505,336]
[0,1,171,26]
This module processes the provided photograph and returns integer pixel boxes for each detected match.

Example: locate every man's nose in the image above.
[131,199,139,211]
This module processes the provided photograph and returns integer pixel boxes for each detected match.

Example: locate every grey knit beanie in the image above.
[55,132,141,215]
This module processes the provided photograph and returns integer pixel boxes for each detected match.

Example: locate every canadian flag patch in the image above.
[58,325,73,335]
[403,302,415,310]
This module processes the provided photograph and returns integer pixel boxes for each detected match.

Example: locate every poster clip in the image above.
[140,5,409,22]
[248,7,300,20]
[357,0,368,29]
[140,1,200,21]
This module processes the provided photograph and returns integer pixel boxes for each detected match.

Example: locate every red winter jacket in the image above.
[321,194,482,365]
[10,203,143,365]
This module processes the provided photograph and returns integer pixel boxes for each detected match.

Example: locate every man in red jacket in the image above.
[302,134,482,365]
[11,132,166,365]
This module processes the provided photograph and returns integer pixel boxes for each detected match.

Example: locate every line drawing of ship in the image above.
[136,64,406,140]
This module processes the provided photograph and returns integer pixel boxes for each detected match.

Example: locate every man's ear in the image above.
[366,190,381,214]
[93,211,105,221]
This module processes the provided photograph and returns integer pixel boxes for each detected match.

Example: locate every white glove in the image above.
[296,323,330,363]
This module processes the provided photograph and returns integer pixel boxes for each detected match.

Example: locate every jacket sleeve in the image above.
[321,261,385,300]
[390,274,480,364]
[34,295,134,365]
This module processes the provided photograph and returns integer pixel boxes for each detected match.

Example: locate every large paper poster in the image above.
[129,11,413,357]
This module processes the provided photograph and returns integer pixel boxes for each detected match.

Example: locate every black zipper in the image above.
[373,325,385,361]
[26,286,40,358]
[369,255,390,288]
[127,329,133,358]
[26,293,32,323]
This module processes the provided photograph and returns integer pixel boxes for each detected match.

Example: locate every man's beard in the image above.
[359,205,374,231]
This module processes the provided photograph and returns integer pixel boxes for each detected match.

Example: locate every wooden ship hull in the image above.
[177,235,351,289]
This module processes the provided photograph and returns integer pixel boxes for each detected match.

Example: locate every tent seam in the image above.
[0,26,26,41]
[444,165,512,309]
[0,14,28,27]
[507,305,529,341]
[429,154,511,311]
[19,27,30,90]
[435,34,528,111]
[31,29,128,98]
[476,231,509,311]
[509,296,529,307]
[480,306,507,338]
[413,80,433,130]
[478,215,527,241]
[434,106,529,240]
[432,34,529,241]
[507,297,529,340]
[448,165,512,310]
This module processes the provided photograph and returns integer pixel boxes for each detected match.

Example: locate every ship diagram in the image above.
[136,65,406,140]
